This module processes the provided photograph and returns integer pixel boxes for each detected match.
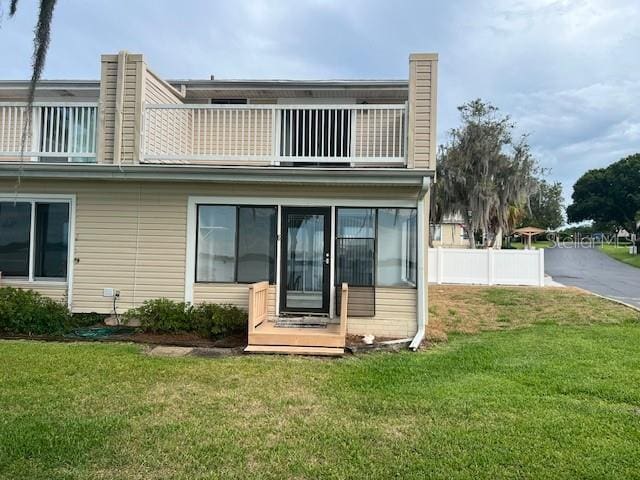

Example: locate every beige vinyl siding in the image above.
[407,53,438,170]
[0,280,67,303]
[98,55,118,164]
[0,179,420,325]
[193,283,277,317]
[99,53,186,165]
[432,223,467,248]
[72,186,187,312]
[144,71,183,105]
[347,288,417,338]
[119,57,142,164]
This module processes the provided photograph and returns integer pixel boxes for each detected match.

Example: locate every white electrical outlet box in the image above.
[103,288,115,298]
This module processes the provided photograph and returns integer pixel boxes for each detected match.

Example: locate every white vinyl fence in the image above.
[428,248,545,287]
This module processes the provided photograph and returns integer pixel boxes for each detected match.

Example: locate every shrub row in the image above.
[0,287,98,335]
[0,286,246,339]
[124,298,247,339]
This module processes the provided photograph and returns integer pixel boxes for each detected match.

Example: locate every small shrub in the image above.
[71,312,107,328]
[0,286,72,335]
[193,303,247,338]
[124,298,248,339]
[124,298,193,334]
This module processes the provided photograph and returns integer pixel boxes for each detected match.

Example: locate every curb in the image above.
[573,287,640,314]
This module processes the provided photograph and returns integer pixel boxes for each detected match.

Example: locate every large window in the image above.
[336,208,375,286]
[377,209,417,287]
[196,205,276,283]
[336,207,417,288]
[0,200,70,281]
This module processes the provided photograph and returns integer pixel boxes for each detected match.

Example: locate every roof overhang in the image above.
[170,79,409,101]
[0,163,433,187]
[0,80,100,101]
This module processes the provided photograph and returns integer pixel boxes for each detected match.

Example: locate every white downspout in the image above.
[410,176,430,351]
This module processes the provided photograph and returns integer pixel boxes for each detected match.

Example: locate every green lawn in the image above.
[600,244,640,268]
[511,240,551,249]
[1,289,640,479]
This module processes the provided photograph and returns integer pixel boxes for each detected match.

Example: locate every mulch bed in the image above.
[0,328,246,349]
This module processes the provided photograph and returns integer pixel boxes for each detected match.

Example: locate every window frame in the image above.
[195,203,277,285]
[0,194,74,285]
[335,207,377,287]
[335,206,418,289]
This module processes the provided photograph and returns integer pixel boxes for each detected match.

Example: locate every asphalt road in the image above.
[545,247,640,308]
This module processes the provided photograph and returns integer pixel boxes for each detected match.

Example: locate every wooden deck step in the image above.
[244,345,344,356]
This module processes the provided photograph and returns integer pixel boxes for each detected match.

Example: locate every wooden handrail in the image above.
[248,281,269,330]
[339,282,348,338]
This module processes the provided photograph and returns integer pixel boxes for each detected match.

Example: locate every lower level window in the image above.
[0,200,70,281]
[377,209,417,287]
[336,207,417,288]
[196,205,276,283]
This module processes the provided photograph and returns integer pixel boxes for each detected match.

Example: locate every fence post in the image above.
[538,249,545,286]
[436,247,443,284]
[487,248,494,286]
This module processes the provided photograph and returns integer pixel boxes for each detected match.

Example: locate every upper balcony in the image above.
[0,103,97,163]
[143,103,407,166]
[0,51,437,171]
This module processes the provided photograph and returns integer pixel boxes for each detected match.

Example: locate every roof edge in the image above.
[0,164,434,186]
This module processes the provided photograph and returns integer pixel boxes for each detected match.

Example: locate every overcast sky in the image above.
[1,0,639,204]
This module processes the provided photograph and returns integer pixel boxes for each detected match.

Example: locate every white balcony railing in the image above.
[143,104,407,165]
[0,103,97,162]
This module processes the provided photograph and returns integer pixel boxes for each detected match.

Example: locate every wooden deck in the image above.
[249,321,344,348]
[244,282,349,356]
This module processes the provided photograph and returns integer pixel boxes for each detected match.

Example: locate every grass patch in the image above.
[600,244,640,268]
[511,240,551,249]
[428,285,640,339]
[1,287,639,479]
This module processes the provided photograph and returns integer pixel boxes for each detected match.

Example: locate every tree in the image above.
[519,180,564,230]
[2,0,58,153]
[436,99,540,248]
[567,153,640,235]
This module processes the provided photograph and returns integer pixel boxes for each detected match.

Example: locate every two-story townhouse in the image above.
[0,51,437,355]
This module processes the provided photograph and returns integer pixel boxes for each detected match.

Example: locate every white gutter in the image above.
[410,176,431,351]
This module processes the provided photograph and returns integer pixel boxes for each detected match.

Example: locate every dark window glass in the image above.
[280,109,351,158]
[377,208,417,287]
[336,208,375,286]
[210,99,247,104]
[237,207,277,283]
[0,202,31,277]
[196,205,277,284]
[34,203,69,279]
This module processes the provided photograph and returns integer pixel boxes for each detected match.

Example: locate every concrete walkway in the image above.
[545,247,640,308]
